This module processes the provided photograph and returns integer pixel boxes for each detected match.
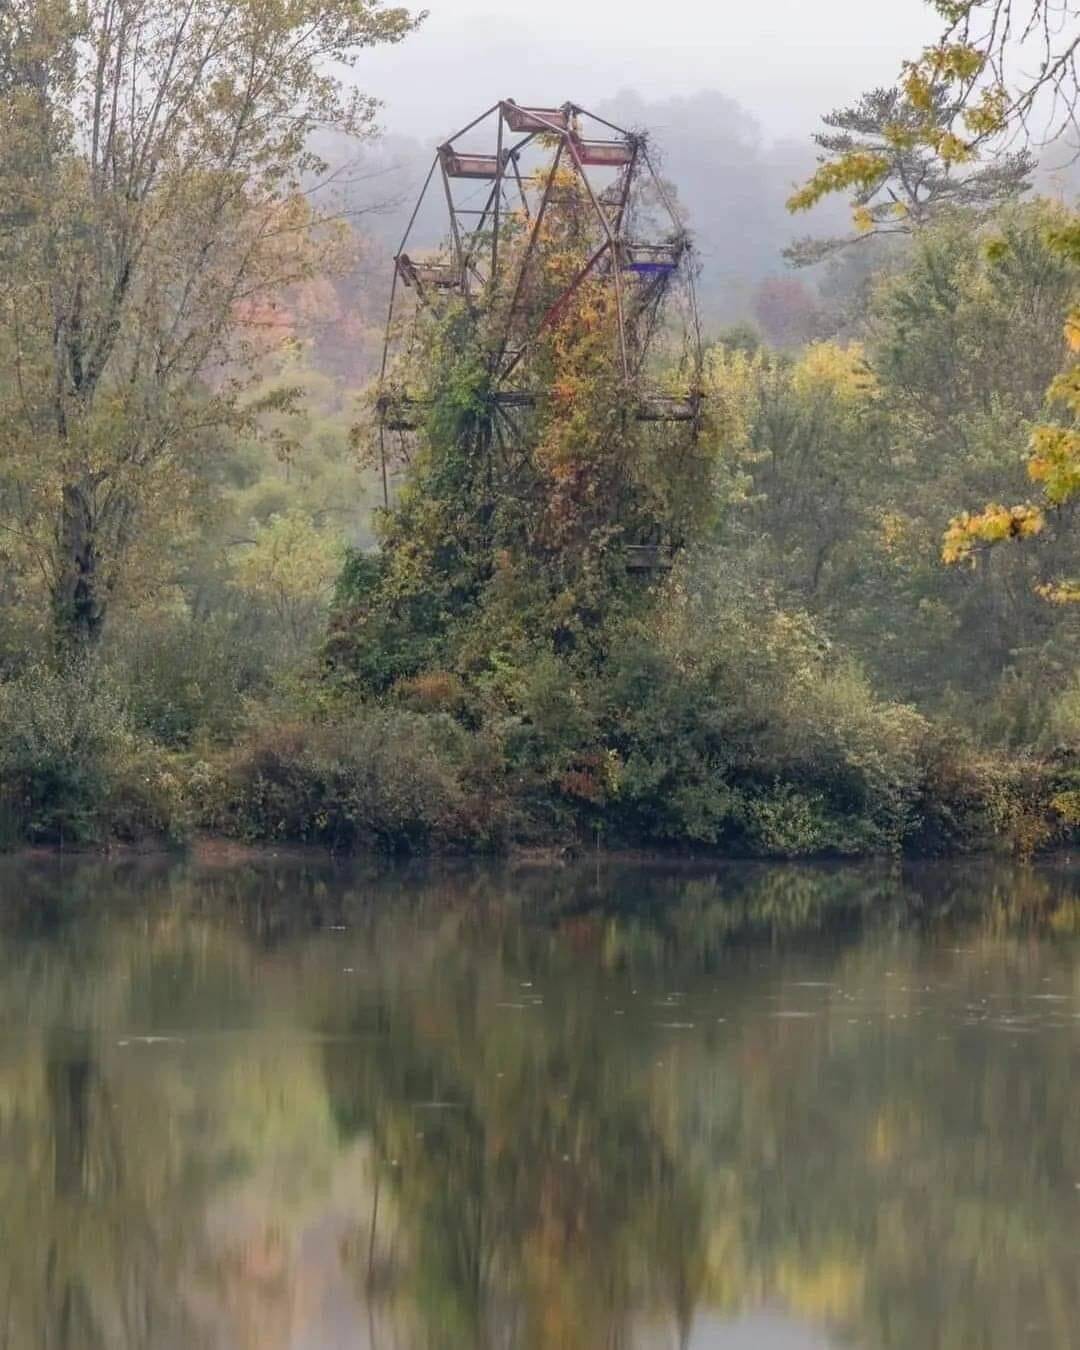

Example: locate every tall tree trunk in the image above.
[52,483,106,653]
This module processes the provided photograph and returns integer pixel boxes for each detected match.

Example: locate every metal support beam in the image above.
[498,137,565,367]
[562,135,630,382]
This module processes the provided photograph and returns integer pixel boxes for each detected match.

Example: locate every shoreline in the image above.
[1,834,1075,870]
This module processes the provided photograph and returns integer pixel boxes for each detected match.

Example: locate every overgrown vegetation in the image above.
[0,0,1077,859]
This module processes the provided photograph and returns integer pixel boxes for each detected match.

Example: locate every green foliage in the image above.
[713,204,1080,735]
[231,509,344,647]
[0,665,187,846]
[786,86,1032,265]
[1047,673,1080,752]
[589,574,928,855]
[105,610,276,749]
[204,710,505,853]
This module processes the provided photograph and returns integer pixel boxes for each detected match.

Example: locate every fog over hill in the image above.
[351,0,937,142]
[311,0,939,333]
[314,0,1080,340]
[320,88,850,334]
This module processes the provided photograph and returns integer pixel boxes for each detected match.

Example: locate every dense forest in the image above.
[0,0,1077,857]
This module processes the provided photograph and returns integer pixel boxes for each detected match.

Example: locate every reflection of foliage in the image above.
[1,854,1079,1347]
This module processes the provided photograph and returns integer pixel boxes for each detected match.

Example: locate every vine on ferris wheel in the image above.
[374,99,705,571]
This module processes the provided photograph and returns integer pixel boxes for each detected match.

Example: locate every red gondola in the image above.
[570,137,635,168]
[501,102,570,134]
[439,146,508,180]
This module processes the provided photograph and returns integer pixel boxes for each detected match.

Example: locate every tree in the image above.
[0,0,419,654]
[710,206,1080,716]
[914,1,1080,147]
[786,86,1033,266]
[942,214,1080,600]
[752,275,822,347]
[232,509,343,647]
[706,338,885,605]
[786,2,1080,602]
[866,206,1080,699]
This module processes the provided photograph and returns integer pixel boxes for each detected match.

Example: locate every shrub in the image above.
[0,664,187,846]
[203,709,505,853]
[909,734,1080,856]
[581,575,930,856]
[107,609,277,747]
[1048,673,1080,753]
[393,670,470,717]
[737,786,839,857]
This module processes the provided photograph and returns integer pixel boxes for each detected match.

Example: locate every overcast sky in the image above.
[357,0,939,143]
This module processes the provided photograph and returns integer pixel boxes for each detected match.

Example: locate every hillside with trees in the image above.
[0,0,1076,858]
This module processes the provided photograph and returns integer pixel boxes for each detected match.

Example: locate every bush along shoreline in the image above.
[2,603,1076,861]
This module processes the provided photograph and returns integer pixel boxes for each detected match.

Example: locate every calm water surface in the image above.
[0,854,1078,1349]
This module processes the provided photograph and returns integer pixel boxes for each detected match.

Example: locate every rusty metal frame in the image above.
[437,154,467,290]
[509,150,531,220]
[496,135,565,369]
[565,103,631,139]
[609,140,638,241]
[378,153,443,506]
[376,98,705,509]
[491,110,504,286]
[561,132,630,381]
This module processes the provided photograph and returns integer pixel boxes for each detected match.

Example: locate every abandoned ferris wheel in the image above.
[374,99,705,556]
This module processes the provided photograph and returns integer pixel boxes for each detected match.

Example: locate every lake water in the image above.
[0,853,1078,1349]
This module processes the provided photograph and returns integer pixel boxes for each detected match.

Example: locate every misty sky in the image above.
[357,0,939,143]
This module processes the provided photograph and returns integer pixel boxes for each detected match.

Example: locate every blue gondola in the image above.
[621,242,684,277]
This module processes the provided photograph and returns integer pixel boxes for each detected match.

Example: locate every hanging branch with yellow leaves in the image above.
[942,215,1080,602]
[787,0,1080,601]
[785,84,1032,266]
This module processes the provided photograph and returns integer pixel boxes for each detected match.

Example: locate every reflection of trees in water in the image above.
[0,881,332,1350]
[321,970,711,1349]
[0,854,1076,1347]
[0,1024,204,1349]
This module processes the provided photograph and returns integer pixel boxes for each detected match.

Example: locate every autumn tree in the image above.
[783,1,1080,612]
[0,0,418,654]
[785,86,1033,266]
[786,1,1080,602]
[706,338,885,604]
[752,275,822,347]
[942,212,1080,601]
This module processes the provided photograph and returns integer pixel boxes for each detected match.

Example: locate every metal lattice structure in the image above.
[375,99,704,510]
